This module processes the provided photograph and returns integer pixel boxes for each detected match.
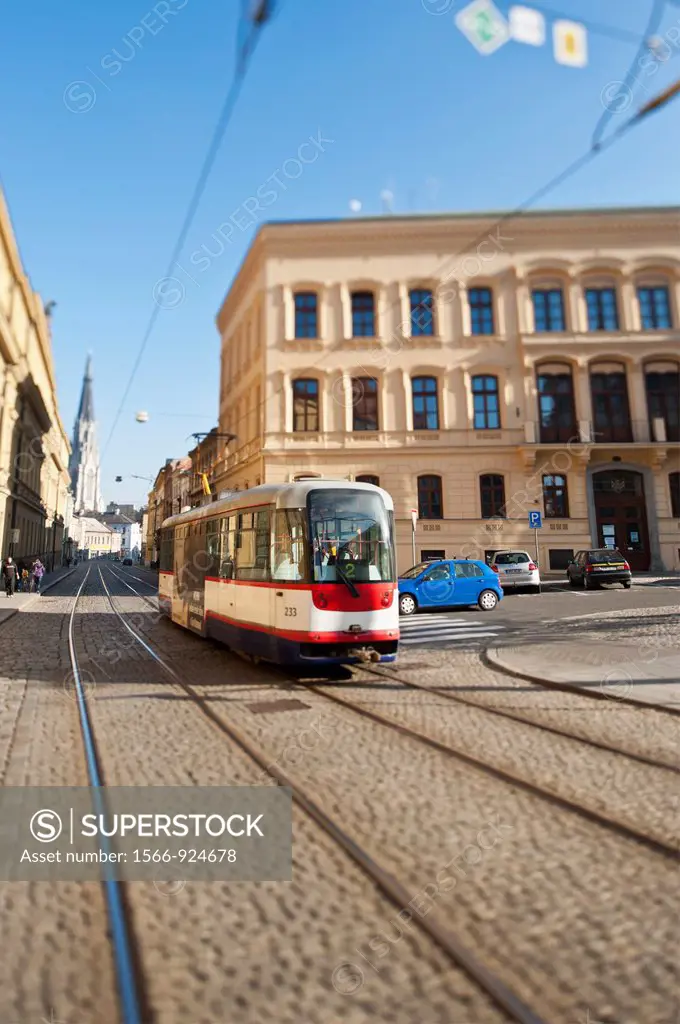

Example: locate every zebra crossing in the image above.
[398,613,507,647]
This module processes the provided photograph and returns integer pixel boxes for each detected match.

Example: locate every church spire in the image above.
[76,353,95,423]
[68,352,103,514]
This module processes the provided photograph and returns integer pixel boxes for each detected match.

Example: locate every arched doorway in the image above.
[592,470,650,570]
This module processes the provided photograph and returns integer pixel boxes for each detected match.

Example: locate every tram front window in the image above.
[308,489,395,583]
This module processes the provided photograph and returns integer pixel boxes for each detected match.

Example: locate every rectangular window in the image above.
[549,549,574,570]
[412,377,439,430]
[351,291,376,337]
[235,508,271,580]
[638,286,672,329]
[272,508,309,582]
[542,474,569,518]
[292,379,319,432]
[352,378,379,431]
[409,289,435,336]
[532,289,565,331]
[586,288,619,331]
[469,287,494,335]
[294,292,318,338]
[472,375,500,430]
[480,475,506,519]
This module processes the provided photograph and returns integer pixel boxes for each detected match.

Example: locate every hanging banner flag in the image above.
[509,6,545,47]
[553,19,588,67]
[455,0,510,55]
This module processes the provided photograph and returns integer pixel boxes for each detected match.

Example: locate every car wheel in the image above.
[569,577,578,587]
[399,593,417,616]
[478,589,498,611]
[531,585,541,594]
[622,581,632,589]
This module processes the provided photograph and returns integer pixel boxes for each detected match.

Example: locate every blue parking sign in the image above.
[529,510,542,529]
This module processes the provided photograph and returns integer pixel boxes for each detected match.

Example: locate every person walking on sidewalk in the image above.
[21,567,29,592]
[31,558,45,595]
[3,556,17,596]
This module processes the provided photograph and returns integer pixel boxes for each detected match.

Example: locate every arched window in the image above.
[356,474,380,486]
[472,375,500,430]
[670,473,680,518]
[418,475,443,519]
[536,364,576,443]
[294,292,318,338]
[292,378,319,432]
[351,291,376,337]
[645,362,679,442]
[469,287,494,335]
[480,474,506,519]
[412,376,439,430]
[590,362,632,442]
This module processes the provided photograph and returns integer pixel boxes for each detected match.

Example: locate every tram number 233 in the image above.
[284,607,297,617]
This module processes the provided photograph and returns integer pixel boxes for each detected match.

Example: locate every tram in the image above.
[157,480,399,666]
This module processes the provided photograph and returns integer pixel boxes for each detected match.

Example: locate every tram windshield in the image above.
[307,488,395,584]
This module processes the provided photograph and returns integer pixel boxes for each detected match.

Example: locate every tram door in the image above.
[172,526,189,627]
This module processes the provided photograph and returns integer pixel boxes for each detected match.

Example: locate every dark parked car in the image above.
[122,558,133,566]
[567,549,632,589]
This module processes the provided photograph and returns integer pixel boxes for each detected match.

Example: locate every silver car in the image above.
[489,550,541,593]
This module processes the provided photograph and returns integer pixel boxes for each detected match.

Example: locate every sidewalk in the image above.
[0,565,77,626]
[540,572,680,588]
[486,640,680,711]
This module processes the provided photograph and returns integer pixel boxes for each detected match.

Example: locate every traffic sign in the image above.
[455,0,510,56]
[553,19,587,67]
[509,5,545,47]
[528,511,542,529]
[410,508,418,530]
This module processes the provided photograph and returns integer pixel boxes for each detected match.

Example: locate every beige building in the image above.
[214,208,680,573]
[71,515,120,559]
[145,457,192,565]
[0,188,72,570]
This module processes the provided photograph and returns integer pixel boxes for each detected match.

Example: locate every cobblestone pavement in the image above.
[1,565,678,1024]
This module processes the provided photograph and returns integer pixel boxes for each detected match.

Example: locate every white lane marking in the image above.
[400,631,501,645]
[400,619,486,630]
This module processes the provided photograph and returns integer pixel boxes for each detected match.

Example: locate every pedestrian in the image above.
[31,558,45,595]
[3,556,17,597]
[21,567,30,592]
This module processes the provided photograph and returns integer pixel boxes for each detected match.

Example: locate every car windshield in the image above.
[308,489,395,583]
[588,550,625,563]
[399,562,433,579]
[494,552,530,565]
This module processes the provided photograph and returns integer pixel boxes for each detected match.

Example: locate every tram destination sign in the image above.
[0,786,292,881]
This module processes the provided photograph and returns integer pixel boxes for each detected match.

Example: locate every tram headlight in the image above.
[381,591,392,607]
[316,594,328,609]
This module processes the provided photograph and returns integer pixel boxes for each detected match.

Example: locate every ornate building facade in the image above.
[0,186,72,569]
[214,208,680,572]
[68,355,104,514]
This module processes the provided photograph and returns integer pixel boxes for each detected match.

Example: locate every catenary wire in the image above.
[102,4,277,458]
[591,0,669,147]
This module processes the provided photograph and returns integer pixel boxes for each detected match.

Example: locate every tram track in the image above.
[105,565,679,860]
[94,564,548,1024]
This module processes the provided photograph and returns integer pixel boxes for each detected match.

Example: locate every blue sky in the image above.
[1,0,679,507]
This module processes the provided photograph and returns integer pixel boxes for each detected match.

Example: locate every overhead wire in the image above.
[591,0,669,147]
[103,2,276,458]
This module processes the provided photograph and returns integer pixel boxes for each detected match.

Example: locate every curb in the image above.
[0,567,78,627]
[482,644,680,717]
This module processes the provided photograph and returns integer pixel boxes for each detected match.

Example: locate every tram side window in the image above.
[235,509,271,581]
[272,509,309,582]
[205,519,220,578]
[160,529,174,572]
[219,515,236,579]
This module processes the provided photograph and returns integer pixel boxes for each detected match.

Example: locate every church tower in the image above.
[68,354,104,514]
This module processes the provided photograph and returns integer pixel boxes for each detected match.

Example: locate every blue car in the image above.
[398,559,503,616]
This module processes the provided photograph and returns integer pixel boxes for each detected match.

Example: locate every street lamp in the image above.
[115,474,154,483]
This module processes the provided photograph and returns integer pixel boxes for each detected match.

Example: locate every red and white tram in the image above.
[157,480,399,666]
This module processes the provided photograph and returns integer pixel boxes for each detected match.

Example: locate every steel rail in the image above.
[68,569,146,1024]
[97,566,549,1024]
